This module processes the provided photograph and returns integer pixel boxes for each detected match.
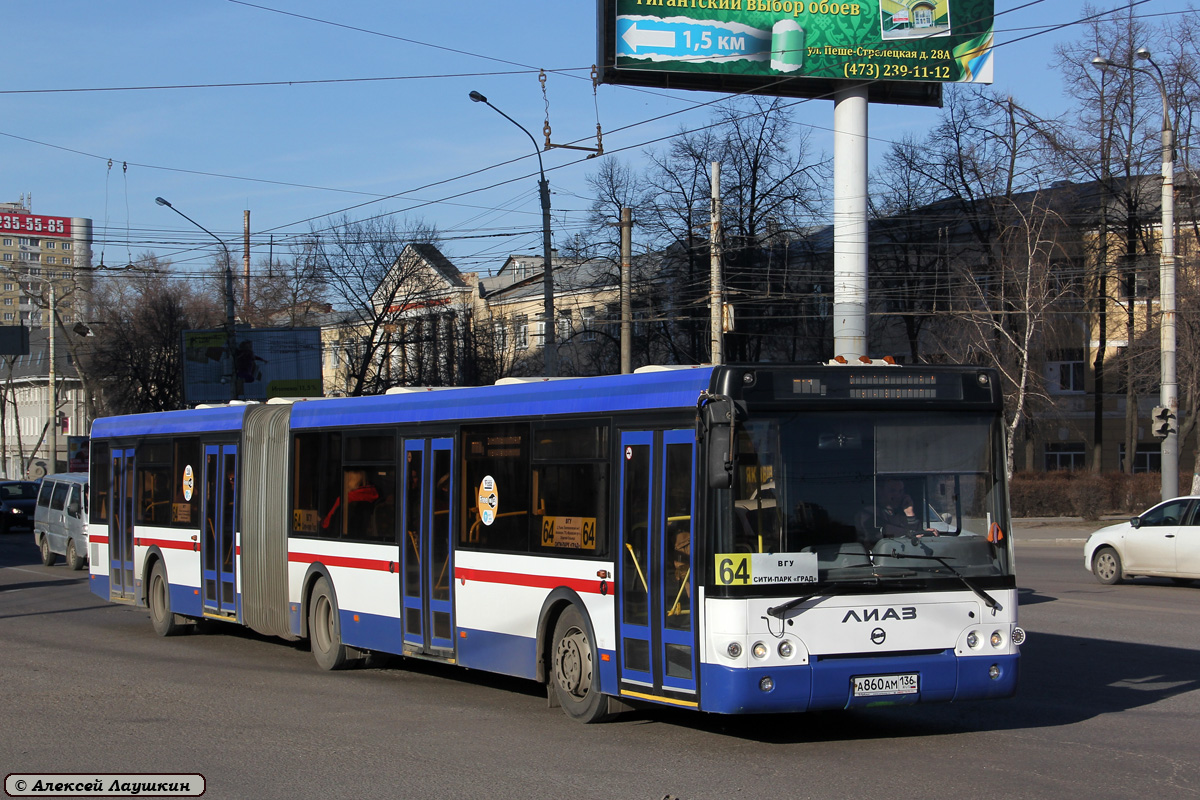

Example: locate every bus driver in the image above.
[859,478,938,545]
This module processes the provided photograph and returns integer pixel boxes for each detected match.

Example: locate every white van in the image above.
[34,472,89,570]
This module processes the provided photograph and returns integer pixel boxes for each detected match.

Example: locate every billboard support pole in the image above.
[833,85,869,360]
[710,162,723,365]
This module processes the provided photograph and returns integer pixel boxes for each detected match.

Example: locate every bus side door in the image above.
[201,443,238,618]
[399,437,455,657]
[109,448,135,602]
[617,429,698,707]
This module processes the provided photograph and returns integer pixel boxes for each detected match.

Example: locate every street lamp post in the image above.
[1092,50,1177,501]
[155,196,238,401]
[469,90,557,378]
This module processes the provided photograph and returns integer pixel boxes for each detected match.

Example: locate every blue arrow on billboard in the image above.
[617,17,772,66]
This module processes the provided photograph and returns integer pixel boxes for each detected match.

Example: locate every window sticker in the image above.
[478,475,498,526]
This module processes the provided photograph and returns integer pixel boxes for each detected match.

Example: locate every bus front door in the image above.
[617,429,698,707]
[201,444,238,618]
[109,448,135,602]
[400,437,455,657]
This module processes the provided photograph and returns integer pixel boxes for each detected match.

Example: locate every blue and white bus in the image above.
[86,363,1022,721]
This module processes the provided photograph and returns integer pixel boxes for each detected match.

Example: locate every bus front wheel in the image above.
[309,577,350,670]
[551,605,612,723]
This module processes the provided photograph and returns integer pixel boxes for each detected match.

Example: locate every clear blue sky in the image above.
[1,1,1193,280]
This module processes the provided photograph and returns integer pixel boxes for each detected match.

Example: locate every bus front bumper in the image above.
[698,650,1019,714]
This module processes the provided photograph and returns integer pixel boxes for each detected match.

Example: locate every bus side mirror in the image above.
[699,393,736,489]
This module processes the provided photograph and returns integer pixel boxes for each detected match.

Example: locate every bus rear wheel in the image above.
[309,577,350,670]
[148,561,184,636]
[551,605,612,723]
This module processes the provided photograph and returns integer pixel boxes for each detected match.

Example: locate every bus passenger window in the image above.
[461,423,530,553]
[136,441,172,526]
[90,441,110,525]
[292,431,343,538]
[531,423,608,556]
[171,437,200,527]
[291,433,321,535]
[532,463,606,555]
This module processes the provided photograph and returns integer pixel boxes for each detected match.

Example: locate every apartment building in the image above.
[0,199,94,477]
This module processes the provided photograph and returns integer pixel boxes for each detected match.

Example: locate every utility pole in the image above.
[710,162,723,365]
[243,210,251,313]
[620,208,633,374]
[47,286,56,474]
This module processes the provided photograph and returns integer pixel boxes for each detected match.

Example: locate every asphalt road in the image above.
[1,522,1198,800]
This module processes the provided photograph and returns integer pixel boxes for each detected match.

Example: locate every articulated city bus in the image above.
[87,363,1022,721]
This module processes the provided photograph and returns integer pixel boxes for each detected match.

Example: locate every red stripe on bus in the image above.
[455,567,602,595]
[134,538,194,550]
[288,552,393,572]
[90,535,109,544]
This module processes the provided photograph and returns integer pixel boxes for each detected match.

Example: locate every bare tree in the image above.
[941,196,1073,478]
[604,97,829,365]
[245,239,328,327]
[312,215,449,395]
[83,256,223,414]
[869,134,958,362]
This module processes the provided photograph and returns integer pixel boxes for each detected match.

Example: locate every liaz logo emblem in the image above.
[841,607,917,623]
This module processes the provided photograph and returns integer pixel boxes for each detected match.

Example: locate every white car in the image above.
[1084,496,1200,585]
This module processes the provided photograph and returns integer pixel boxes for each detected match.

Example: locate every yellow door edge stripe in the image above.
[620,689,700,708]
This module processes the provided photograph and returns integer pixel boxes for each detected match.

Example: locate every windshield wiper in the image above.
[766,580,876,619]
[766,585,827,619]
[872,552,1002,613]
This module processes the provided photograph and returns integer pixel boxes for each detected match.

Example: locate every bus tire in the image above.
[66,539,85,571]
[309,577,349,670]
[551,605,612,723]
[148,561,184,637]
[1093,547,1122,585]
[39,536,56,566]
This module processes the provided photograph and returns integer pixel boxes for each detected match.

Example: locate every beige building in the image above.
[477,253,621,378]
[319,247,627,392]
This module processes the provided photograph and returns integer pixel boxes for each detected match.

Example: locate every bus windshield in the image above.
[725,410,1012,582]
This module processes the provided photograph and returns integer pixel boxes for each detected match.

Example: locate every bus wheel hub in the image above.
[556,630,590,698]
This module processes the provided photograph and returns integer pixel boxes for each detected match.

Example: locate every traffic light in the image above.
[1151,406,1175,439]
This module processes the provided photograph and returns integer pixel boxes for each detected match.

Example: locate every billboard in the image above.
[598,0,993,107]
[182,328,323,406]
[0,212,72,238]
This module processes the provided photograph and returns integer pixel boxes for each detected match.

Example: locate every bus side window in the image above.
[462,423,530,553]
[530,423,608,556]
[90,441,110,525]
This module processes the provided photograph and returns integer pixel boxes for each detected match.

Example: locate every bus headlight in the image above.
[727,642,743,659]
[778,640,794,659]
[1011,627,1026,646]
[990,630,1005,648]
[751,642,768,660]
[759,676,775,692]
[966,631,980,649]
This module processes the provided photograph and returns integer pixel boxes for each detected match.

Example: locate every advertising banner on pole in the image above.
[599,0,993,106]
[182,328,323,406]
